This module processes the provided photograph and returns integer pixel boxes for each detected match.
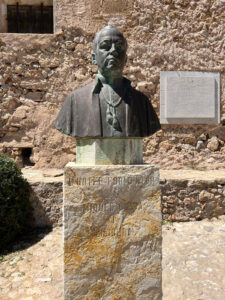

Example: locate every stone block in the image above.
[64,163,162,299]
[76,138,143,165]
[160,71,220,124]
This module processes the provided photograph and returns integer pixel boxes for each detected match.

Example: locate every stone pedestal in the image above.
[76,138,143,165]
[64,163,162,299]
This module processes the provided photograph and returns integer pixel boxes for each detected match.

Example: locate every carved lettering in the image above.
[66,175,156,186]
[70,202,137,214]
[97,227,132,238]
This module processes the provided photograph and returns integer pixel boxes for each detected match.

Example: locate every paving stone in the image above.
[162,216,225,300]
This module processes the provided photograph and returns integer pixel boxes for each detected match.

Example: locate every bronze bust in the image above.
[54,26,160,138]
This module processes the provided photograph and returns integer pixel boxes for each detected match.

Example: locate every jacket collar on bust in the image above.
[92,75,131,94]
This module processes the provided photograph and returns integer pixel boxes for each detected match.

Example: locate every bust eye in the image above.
[116,43,125,51]
[100,42,110,50]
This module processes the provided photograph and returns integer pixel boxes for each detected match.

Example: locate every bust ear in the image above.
[125,54,128,64]
[92,53,97,65]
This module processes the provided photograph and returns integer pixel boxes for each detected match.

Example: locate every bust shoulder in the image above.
[124,82,150,108]
[69,81,95,99]
[130,85,148,99]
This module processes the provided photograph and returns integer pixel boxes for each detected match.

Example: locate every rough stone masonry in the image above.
[0,0,224,169]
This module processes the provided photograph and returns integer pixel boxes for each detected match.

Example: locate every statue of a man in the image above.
[54,26,161,138]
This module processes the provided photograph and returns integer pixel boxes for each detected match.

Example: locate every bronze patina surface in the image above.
[54,26,160,138]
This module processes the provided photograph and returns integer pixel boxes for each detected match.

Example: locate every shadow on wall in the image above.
[29,181,63,227]
[0,180,62,255]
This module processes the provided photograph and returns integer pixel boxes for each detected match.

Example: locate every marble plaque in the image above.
[63,163,162,300]
[160,71,220,124]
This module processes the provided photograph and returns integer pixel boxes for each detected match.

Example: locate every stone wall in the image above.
[24,169,225,227]
[161,178,225,222]
[23,168,63,227]
[30,181,63,227]
[0,0,225,169]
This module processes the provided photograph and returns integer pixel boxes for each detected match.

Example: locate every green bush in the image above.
[0,153,33,251]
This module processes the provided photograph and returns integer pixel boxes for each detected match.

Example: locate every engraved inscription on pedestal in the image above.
[160,71,220,124]
[64,163,162,300]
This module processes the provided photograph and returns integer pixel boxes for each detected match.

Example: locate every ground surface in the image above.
[162,217,225,300]
[0,217,225,300]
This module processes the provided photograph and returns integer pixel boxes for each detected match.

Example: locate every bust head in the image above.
[92,26,127,79]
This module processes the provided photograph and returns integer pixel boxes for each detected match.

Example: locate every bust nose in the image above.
[109,43,118,56]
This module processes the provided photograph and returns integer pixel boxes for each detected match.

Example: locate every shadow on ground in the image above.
[0,226,52,256]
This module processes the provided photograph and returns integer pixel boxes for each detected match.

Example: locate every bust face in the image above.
[93,27,127,79]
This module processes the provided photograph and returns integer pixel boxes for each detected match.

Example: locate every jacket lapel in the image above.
[87,80,102,137]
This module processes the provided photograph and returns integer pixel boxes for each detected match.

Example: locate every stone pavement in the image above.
[0,217,225,300]
[0,228,63,300]
[163,216,225,300]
